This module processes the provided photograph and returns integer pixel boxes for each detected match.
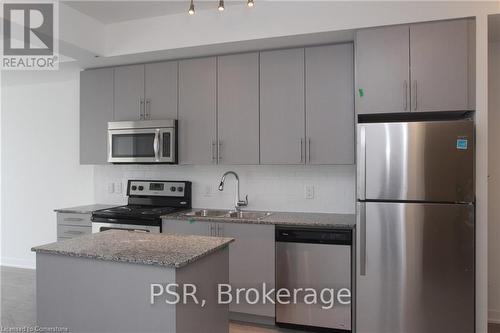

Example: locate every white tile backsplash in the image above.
[93,164,356,213]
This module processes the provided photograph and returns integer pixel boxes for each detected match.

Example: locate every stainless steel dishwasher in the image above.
[276,227,352,332]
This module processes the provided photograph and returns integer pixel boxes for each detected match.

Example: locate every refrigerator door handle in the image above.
[358,202,367,276]
[357,125,366,200]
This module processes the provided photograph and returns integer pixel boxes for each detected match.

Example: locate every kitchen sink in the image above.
[226,211,273,220]
[182,209,273,220]
[183,209,229,217]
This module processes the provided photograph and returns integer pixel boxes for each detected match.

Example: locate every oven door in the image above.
[92,222,160,234]
[108,127,176,163]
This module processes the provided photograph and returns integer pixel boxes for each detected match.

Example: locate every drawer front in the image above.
[57,225,92,238]
[57,213,92,227]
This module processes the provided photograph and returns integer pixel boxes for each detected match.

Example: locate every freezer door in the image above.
[357,120,474,202]
[356,202,474,333]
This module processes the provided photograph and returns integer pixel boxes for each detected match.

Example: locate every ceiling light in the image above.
[188,0,195,15]
[247,0,254,7]
[218,0,225,11]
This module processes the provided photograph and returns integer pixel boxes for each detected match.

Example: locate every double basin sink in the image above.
[182,209,273,221]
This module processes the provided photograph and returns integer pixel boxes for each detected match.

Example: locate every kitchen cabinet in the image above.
[162,219,276,318]
[305,44,355,165]
[80,68,114,165]
[113,64,145,121]
[409,20,470,112]
[144,61,178,120]
[356,19,473,114]
[217,53,260,165]
[355,25,410,114]
[260,48,305,164]
[178,57,217,165]
[56,212,92,241]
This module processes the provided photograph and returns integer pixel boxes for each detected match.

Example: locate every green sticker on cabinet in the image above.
[358,88,365,97]
[188,219,195,224]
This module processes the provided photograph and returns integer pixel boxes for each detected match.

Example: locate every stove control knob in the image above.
[138,186,144,191]
[170,186,176,192]
[131,185,137,191]
[177,187,183,192]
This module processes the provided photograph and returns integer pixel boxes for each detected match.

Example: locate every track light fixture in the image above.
[188,0,195,15]
[218,0,225,11]
[247,0,254,7]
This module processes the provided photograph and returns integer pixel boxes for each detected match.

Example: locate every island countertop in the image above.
[32,230,234,268]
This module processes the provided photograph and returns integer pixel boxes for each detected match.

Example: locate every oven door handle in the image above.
[153,129,160,161]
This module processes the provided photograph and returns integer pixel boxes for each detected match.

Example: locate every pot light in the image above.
[188,0,195,15]
[218,0,225,11]
[247,0,254,7]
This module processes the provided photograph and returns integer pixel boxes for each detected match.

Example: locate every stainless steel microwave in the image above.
[107,120,177,164]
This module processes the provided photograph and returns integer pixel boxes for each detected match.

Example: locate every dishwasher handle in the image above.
[276,227,352,245]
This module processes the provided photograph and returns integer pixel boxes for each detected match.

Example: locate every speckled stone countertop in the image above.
[32,230,234,268]
[162,210,355,229]
[54,204,116,214]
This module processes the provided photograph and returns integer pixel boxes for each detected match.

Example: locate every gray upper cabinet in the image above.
[217,53,260,165]
[305,44,355,165]
[80,68,114,164]
[409,19,470,112]
[178,57,217,165]
[260,48,305,165]
[144,61,178,120]
[113,64,145,121]
[356,25,410,114]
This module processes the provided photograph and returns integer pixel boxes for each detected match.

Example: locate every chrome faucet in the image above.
[218,171,248,211]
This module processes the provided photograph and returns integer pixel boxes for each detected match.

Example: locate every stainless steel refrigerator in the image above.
[356,117,475,333]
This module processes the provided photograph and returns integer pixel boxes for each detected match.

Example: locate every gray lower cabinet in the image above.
[217,53,260,165]
[178,57,217,165]
[56,213,92,241]
[409,19,471,112]
[80,68,114,164]
[305,44,355,165]
[113,64,145,121]
[356,25,410,114]
[144,61,178,120]
[162,219,276,319]
[260,48,305,165]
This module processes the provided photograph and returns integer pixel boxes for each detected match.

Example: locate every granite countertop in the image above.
[163,209,355,228]
[32,230,234,268]
[54,204,116,214]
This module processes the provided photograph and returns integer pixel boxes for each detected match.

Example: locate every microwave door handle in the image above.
[153,130,160,161]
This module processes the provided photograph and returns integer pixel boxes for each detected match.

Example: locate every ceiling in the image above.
[64,1,242,24]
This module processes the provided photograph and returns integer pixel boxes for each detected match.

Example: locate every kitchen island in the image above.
[32,230,233,333]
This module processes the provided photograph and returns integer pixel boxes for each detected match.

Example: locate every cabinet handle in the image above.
[308,138,311,163]
[217,141,222,163]
[145,98,151,119]
[413,80,418,111]
[216,224,223,236]
[211,141,217,163]
[403,80,408,111]
[358,202,367,276]
[63,217,83,222]
[65,230,84,235]
[299,138,304,163]
[139,98,145,120]
[209,223,215,236]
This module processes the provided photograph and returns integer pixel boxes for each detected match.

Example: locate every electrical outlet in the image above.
[203,185,214,197]
[107,183,115,194]
[305,185,315,199]
[115,182,123,194]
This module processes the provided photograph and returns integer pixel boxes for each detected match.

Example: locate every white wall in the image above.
[0,65,95,269]
[94,165,355,213]
[489,40,500,324]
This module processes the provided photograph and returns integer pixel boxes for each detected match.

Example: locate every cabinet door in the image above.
[260,48,305,164]
[145,61,178,120]
[217,53,260,165]
[178,57,217,165]
[410,19,470,112]
[305,44,355,165]
[80,68,114,164]
[218,223,275,317]
[356,26,410,114]
[113,64,145,121]
[162,219,210,236]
